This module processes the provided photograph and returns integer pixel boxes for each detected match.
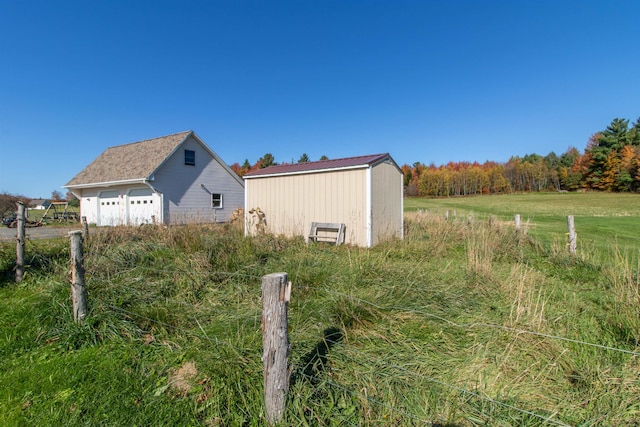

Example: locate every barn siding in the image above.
[245,168,369,246]
[152,135,244,224]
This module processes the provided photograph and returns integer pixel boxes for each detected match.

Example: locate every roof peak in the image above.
[110,130,193,149]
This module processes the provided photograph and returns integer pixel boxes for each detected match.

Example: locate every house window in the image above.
[211,193,223,209]
[185,149,195,166]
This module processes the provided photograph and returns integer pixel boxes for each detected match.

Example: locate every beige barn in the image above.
[243,153,403,247]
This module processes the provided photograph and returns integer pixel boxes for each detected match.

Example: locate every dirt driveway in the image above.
[0,226,80,242]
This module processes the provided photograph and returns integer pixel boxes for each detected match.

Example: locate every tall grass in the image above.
[0,206,639,425]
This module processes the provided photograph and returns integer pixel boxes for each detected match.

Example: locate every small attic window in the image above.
[185,150,195,166]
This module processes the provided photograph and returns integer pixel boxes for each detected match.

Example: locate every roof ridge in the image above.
[244,153,395,178]
[109,130,192,148]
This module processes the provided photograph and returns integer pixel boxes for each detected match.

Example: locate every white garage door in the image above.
[127,188,155,225]
[98,190,121,226]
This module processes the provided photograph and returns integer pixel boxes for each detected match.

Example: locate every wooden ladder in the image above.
[308,222,346,246]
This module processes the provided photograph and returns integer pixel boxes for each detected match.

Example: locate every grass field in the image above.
[405,192,640,256]
[0,193,639,426]
[26,205,81,224]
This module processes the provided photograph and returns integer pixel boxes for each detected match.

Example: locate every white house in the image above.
[29,199,51,210]
[243,153,404,247]
[65,131,244,226]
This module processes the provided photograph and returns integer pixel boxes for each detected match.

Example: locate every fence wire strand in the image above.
[322,335,571,427]
[320,287,640,357]
[69,240,638,425]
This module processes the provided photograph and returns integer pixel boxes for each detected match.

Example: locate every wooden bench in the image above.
[308,222,346,246]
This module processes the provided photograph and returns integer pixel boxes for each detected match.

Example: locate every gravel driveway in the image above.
[0,226,81,242]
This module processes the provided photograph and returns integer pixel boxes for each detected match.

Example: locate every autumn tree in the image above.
[51,190,64,201]
[583,117,640,191]
[0,193,28,217]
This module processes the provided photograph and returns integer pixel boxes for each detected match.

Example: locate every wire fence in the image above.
[4,223,639,426]
[70,242,639,426]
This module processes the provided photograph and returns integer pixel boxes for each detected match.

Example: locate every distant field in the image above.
[405,192,640,255]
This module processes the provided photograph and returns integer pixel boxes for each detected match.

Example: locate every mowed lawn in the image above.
[405,192,640,255]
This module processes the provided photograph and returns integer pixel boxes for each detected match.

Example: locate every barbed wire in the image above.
[319,287,640,357]
[80,254,640,359]
[323,335,571,426]
[51,238,639,424]
[98,293,573,425]
[97,300,259,356]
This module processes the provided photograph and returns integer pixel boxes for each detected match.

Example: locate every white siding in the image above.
[78,188,99,225]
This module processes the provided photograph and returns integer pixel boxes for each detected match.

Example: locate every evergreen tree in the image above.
[298,153,310,163]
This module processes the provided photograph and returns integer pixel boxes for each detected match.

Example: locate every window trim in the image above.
[211,193,223,209]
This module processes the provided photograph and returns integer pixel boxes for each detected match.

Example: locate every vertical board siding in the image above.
[370,160,404,245]
[246,168,368,246]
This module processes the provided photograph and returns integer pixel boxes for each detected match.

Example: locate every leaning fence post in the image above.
[262,272,291,425]
[82,216,89,239]
[15,201,25,282]
[69,231,88,323]
[567,215,577,255]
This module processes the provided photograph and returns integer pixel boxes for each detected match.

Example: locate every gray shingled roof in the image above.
[243,153,395,178]
[66,131,192,187]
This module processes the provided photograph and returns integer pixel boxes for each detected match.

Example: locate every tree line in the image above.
[229,153,328,177]
[2,117,637,217]
[402,117,640,197]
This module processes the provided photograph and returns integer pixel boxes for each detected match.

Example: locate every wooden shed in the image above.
[243,153,403,247]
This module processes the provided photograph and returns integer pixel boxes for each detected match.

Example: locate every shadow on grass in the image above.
[290,327,464,427]
[291,326,343,386]
[0,248,66,287]
[0,266,14,286]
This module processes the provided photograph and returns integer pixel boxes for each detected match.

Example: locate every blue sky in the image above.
[1,0,638,197]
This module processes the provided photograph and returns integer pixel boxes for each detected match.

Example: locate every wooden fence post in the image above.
[567,215,577,255]
[262,272,291,425]
[15,201,25,282]
[82,216,89,239]
[514,214,521,233]
[69,231,88,323]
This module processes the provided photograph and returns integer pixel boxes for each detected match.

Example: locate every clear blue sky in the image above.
[1,0,638,197]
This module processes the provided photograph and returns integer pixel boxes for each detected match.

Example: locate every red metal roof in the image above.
[243,153,396,178]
